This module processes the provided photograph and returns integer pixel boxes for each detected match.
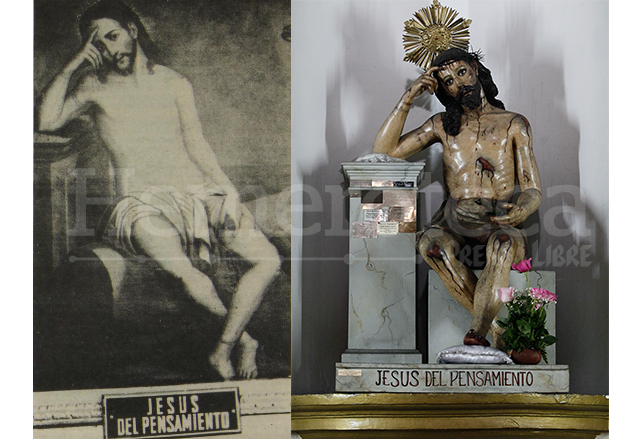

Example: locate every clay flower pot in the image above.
[511,349,542,365]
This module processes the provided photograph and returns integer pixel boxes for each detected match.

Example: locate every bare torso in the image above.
[430,109,532,201]
[81,66,208,195]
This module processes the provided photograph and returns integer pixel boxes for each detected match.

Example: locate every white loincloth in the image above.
[99,184,241,263]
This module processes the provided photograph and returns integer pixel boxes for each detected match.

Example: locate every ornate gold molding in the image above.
[292,393,608,439]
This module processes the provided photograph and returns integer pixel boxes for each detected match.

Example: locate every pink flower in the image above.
[498,287,516,303]
[529,287,557,303]
[511,258,532,273]
[534,301,543,310]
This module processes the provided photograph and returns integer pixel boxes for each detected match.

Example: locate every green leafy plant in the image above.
[497,259,557,363]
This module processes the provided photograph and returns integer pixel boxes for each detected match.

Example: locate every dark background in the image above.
[33,0,290,391]
[34,0,290,194]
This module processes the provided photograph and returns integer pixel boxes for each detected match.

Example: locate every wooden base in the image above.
[292,393,608,439]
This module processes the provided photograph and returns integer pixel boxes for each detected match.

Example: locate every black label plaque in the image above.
[393,181,414,188]
[103,389,240,438]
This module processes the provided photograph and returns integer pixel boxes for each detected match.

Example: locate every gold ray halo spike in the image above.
[403,0,472,70]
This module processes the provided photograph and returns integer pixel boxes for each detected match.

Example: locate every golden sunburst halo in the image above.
[403,0,472,70]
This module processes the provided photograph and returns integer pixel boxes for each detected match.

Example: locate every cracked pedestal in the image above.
[340,161,426,365]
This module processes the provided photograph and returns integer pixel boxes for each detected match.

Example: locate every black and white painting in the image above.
[33,0,290,400]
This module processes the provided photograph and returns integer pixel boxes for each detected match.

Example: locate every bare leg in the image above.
[209,210,281,380]
[419,227,522,349]
[418,228,477,314]
[470,228,525,346]
[418,229,490,346]
[131,215,227,315]
[131,215,256,380]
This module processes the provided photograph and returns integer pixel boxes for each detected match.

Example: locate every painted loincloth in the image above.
[420,197,524,246]
[98,184,244,262]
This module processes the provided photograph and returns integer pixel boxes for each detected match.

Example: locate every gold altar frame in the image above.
[292,393,609,438]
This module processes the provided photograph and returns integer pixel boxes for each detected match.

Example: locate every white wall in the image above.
[292,0,608,395]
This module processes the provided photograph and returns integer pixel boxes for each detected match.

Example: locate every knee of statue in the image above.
[419,237,445,261]
[488,229,527,265]
[418,229,459,261]
[497,232,511,243]
[426,243,443,260]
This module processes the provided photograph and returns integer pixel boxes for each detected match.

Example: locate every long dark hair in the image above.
[79,0,163,80]
[432,48,505,136]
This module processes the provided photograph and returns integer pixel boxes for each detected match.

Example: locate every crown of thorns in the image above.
[402,0,472,70]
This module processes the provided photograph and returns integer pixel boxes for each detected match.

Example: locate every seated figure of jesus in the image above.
[37,0,281,380]
[373,48,542,348]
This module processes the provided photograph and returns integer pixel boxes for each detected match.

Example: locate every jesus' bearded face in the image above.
[437,60,482,110]
[90,18,137,75]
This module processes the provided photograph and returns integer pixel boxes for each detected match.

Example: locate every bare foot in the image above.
[237,334,259,380]
[463,329,490,347]
[209,342,235,381]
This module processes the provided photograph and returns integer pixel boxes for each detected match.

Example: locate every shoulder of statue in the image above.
[489,109,531,129]
[507,112,532,130]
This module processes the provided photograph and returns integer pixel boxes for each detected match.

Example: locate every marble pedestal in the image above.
[428,270,557,364]
[336,162,567,394]
[340,162,426,364]
[336,268,569,394]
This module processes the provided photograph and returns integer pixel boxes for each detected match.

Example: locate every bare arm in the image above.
[492,115,542,226]
[175,77,240,198]
[37,29,103,132]
[372,66,441,159]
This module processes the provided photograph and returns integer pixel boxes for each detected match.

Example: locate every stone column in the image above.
[340,161,426,364]
[34,133,80,291]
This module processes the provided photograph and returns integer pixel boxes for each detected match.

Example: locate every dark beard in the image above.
[97,44,137,82]
[456,82,481,110]
[113,43,137,76]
